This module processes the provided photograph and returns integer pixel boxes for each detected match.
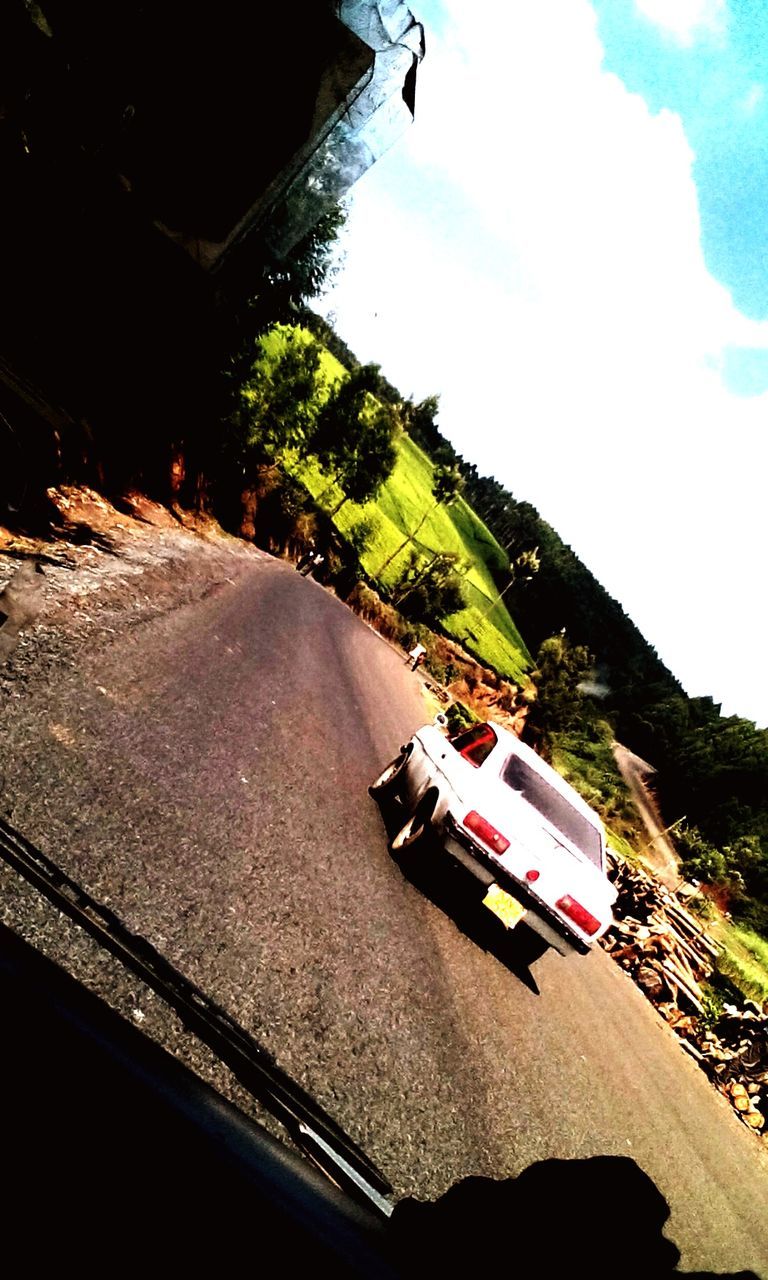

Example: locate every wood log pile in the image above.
[602,856,768,1138]
[602,858,720,1015]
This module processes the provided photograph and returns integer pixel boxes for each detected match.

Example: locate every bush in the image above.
[253,472,314,553]
[676,825,728,887]
[445,701,479,736]
[345,582,413,648]
[699,983,725,1029]
[346,515,379,557]
[424,658,448,684]
[734,897,768,937]
[322,532,363,597]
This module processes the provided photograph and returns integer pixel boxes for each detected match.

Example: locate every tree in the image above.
[326,404,398,515]
[253,472,314,554]
[346,514,379,556]
[215,205,347,479]
[392,551,465,625]
[723,834,764,900]
[223,204,348,328]
[312,365,398,513]
[296,307,360,373]
[523,633,593,758]
[375,464,464,578]
[262,204,348,314]
[403,394,439,448]
[676,825,728,886]
[676,825,766,905]
[242,332,325,464]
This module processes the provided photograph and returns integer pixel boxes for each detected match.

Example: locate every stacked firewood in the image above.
[683,1004,768,1134]
[601,858,720,1015]
[602,857,768,1137]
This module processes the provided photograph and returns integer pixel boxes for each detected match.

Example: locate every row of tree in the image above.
[227,294,487,625]
[232,333,398,513]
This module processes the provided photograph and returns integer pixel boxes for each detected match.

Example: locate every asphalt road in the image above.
[2,546,767,1274]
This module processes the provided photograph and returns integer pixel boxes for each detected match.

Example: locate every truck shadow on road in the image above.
[379,812,543,994]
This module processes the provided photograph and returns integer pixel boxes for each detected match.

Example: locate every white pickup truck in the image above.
[370,720,616,956]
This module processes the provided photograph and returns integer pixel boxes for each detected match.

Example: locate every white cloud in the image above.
[321,0,768,725]
[740,84,764,115]
[634,0,727,45]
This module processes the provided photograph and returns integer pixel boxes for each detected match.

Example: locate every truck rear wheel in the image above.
[369,750,410,800]
[391,811,427,852]
[390,791,436,856]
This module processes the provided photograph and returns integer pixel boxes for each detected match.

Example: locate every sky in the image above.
[318,0,768,728]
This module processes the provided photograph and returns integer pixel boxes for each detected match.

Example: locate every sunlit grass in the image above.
[292,435,531,681]
[709,918,768,1003]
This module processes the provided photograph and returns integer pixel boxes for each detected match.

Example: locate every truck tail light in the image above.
[525,869,540,883]
[464,811,510,854]
[556,895,601,936]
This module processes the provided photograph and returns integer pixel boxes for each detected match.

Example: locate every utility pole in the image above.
[478,576,517,622]
[478,546,539,622]
[637,814,687,860]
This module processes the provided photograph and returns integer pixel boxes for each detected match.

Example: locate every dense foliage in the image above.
[523,634,593,758]
[392,550,466,625]
[311,366,399,512]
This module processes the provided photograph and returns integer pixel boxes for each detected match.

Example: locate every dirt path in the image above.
[612,743,681,888]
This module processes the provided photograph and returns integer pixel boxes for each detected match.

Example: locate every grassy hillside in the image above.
[294,437,531,681]
[709,918,768,1004]
[262,327,531,682]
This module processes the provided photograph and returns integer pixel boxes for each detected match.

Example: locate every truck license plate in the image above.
[483,884,527,930]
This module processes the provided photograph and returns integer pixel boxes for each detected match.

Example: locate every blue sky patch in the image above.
[721,344,768,394]
[411,0,450,41]
[592,0,768,319]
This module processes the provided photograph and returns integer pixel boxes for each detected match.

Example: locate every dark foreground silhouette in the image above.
[389,1157,759,1280]
[1,908,760,1278]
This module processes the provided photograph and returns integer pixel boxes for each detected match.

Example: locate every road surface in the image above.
[1,540,767,1273]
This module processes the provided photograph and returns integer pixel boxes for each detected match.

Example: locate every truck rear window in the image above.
[502,755,603,867]
[451,724,497,767]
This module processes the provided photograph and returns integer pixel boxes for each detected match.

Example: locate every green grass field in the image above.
[292,435,531,681]
[263,326,532,682]
[709,918,768,1004]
